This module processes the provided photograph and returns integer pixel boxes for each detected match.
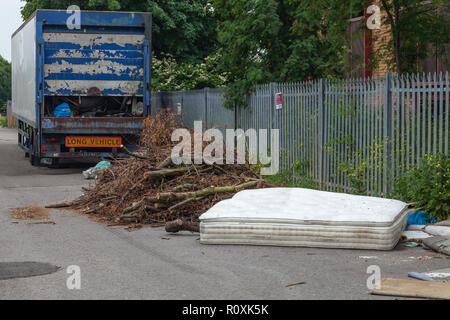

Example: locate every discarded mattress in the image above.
[199,188,409,250]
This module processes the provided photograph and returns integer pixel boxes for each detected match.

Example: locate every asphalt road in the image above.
[0,127,448,300]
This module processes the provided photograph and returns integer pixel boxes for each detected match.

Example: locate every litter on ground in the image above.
[406,210,437,227]
[423,225,450,237]
[10,206,50,221]
[424,268,450,282]
[401,230,432,241]
[83,161,112,180]
[422,236,450,256]
[407,272,435,281]
[370,278,450,299]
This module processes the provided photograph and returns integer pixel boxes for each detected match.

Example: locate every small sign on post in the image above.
[275,93,282,110]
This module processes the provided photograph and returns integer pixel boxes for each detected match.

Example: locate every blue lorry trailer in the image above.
[11,10,152,166]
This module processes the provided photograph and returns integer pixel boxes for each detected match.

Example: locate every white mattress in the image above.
[199,188,409,250]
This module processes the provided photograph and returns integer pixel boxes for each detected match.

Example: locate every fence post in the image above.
[318,79,326,188]
[270,83,277,130]
[234,101,238,130]
[383,73,393,195]
[204,87,210,128]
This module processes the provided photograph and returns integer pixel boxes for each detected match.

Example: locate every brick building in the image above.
[347,2,449,78]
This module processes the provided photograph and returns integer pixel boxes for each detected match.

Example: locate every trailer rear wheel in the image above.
[30,154,40,166]
[48,158,60,168]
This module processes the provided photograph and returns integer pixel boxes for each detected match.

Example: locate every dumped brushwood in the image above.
[53,112,269,227]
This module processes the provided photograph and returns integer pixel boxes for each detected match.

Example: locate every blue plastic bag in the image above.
[53,103,72,117]
[407,210,437,227]
[95,161,111,169]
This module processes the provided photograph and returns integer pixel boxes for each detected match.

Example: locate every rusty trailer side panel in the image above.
[44,33,146,96]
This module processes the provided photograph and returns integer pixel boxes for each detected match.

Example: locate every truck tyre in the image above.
[30,154,40,166]
[49,158,60,168]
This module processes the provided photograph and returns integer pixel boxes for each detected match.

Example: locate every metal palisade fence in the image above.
[151,72,449,196]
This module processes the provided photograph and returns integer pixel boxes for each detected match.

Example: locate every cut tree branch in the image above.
[123,180,258,213]
[168,196,205,212]
[165,219,200,233]
[144,166,200,180]
[157,180,258,203]
[45,198,78,208]
[156,156,173,169]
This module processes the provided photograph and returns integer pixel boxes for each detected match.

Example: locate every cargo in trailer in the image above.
[11,10,152,166]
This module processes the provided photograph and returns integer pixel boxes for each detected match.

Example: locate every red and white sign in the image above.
[275,93,283,110]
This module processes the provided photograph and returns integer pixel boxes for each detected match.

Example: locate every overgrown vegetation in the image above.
[336,137,387,196]
[264,160,318,190]
[0,55,11,114]
[392,154,449,221]
[151,51,228,92]
[0,115,7,128]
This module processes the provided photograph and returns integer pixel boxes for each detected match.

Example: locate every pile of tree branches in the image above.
[47,112,268,227]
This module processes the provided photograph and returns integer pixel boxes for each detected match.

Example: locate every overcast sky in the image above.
[1,0,24,61]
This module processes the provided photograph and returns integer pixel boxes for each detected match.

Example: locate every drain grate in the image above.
[0,262,60,280]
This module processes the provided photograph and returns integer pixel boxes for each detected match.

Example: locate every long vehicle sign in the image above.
[65,137,122,148]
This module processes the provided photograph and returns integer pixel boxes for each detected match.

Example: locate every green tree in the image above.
[152,51,228,91]
[213,0,363,108]
[0,55,12,114]
[378,0,449,74]
[21,0,218,64]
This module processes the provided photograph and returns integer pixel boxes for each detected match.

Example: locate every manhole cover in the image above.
[0,262,60,280]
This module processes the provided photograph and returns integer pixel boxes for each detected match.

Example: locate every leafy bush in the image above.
[392,154,449,221]
[338,161,367,195]
[264,160,318,190]
[0,115,7,128]
[152,51,228,92]
[0,56,11,111]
